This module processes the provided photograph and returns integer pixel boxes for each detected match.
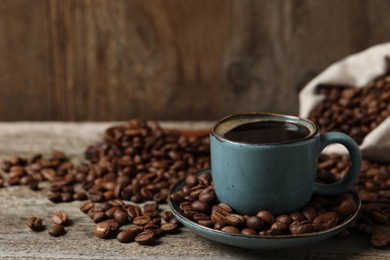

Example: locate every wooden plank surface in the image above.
[1,1,390,121]
[0,122,389,259]
[0,0,52,121]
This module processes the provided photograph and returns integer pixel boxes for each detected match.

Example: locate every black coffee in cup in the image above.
[224,121,310,144]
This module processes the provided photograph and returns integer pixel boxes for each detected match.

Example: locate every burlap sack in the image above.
[299,43,390,162]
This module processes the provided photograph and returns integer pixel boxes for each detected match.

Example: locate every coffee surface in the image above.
[224,121,310,144]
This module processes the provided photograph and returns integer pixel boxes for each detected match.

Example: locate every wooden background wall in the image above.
[1,0,390,121]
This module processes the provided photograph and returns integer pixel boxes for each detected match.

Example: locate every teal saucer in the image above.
[168,168,361,250]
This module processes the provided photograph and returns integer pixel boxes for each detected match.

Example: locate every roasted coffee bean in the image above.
[103,207,118,219]
[211,211,226,223]
[114,210,129,225]
[276,215,293,227]
[89,191,104,202]
[179,201,192,211]
[145,218,161,228]
[93,212,107,223]
[246,216,265,231]
[61,192,73,202]
[134,215,152,226]
[256,210,275,226]
[338,199,358,216]
[143,202,159,213]
[198,189,217,204]
[368,209,389,224]
[313,212,339,229]
[370,232,390,249]
[241,228,257,236]
[191,200,210,213]
[221,226,240,234]
[116,229,138,243]
[170,193,185,205]
[161,211,173,222]
[1,160,11,172]
[52,211,68,225]
[135,230,155,245]
[289,211,305,222]
[270,221,287,232]
[94,222,112,239]
[79,200,94,214]
[289,220,314,235]
[160,223,179,234]
[127,205,143,219]
[197,219,214,228]
[27,216,43,231]
[48,224,66,237]
[225,214,246,228]
[193,213,211,221]
[185,175,198,187]
[302,207,317,221]
[94,219,119,239]
[73,191,88,201]
[214,221,228,230]
[47,191,62,203]
[143,210,160,218]
[216,203,233,214]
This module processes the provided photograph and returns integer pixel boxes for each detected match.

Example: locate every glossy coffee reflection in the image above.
[224,121,310,144]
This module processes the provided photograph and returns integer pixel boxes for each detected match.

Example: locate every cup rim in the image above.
[210,112,319,146]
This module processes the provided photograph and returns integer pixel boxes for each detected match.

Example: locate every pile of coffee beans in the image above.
[309,75,390,144]
[0,120,210,205]
[79,200,179,245]
[0,120,210,246]
[170,171,358,236]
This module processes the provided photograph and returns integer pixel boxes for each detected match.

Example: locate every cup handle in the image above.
[313,132,362,195]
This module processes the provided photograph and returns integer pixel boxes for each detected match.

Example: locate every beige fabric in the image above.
[299,43,390,161]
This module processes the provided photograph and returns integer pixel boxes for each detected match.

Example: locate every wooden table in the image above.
[0,122,389,259]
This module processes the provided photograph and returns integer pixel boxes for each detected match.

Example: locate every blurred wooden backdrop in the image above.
[1,0,390,121]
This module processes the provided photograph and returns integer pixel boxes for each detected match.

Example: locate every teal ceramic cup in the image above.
[210,113,361,216]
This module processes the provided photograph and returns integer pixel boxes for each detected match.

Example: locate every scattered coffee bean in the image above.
[116,229,138,243]
[160,223,179,234]
[370,232,390,249]
[27,216,43,231]
[48,224,66,237]
[135,230,155,245]
[52,211,68,226]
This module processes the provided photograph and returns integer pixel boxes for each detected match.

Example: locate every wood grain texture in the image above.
[0,0,52,120]
[1,0,390,121]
